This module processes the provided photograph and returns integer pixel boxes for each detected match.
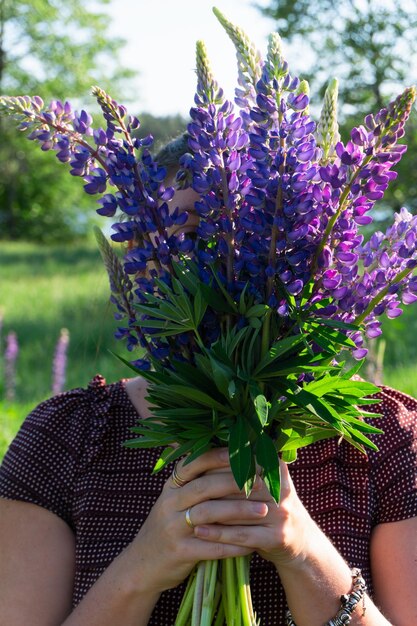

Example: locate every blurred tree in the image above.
[0,0,135,242]
[259,0,417,214]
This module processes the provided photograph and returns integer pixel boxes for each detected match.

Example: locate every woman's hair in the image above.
[155,132,189,168]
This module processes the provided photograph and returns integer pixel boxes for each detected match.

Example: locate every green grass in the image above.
[1,240,417,460]
[1,240,133,401]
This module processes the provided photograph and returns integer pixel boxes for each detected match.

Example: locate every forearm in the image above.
[62,544,160,626]
[276,521,392,626]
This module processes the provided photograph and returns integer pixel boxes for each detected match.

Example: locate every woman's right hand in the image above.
[125,448,268,594]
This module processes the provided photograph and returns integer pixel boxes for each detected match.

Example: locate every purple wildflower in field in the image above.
[0,310,3,352]
[52,328,70,395]
[4,331,18,401]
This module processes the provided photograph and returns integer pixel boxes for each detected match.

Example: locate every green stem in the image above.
[260,308,272,359]
[200,559,219,625]
[191,562,207,626]
[236,555,257,626]
[214,597,225,626]
[175,570,197,626]
[223,558,237,625]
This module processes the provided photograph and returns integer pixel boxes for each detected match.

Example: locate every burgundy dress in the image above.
[1,375,416,624]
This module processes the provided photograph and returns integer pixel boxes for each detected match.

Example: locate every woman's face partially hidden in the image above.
[167,186,200,238]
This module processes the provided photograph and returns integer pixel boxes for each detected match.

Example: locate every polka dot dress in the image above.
[1,376,416,624]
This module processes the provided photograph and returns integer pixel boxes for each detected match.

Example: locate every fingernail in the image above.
[252,502,267,515]
[219,448,229,462]
[195,526,209,537]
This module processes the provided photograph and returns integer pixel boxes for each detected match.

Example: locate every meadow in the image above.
[0,239,132,457]
[1,239,417,459]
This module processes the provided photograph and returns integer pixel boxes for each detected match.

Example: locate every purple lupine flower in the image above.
[52,328,70,395]
[0,309,3,352]
[4,331,18,401]
[0,28,416,369]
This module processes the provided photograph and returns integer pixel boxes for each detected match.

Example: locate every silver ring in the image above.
[185,507,195,529]
[172,462,187,488]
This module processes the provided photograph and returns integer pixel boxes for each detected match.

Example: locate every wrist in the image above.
[115,542,163,602]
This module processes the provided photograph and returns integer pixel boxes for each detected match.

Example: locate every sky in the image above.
[105,0,275,117]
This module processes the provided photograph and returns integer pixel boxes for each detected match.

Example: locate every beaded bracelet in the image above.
[285,567,367,626]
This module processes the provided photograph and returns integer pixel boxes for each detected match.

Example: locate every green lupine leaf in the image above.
[154,277,174,297]
[209,356,234,397]
[194,287,208,326]
[310,324,357,350]
[343,416,383,434]
[228,325,253,355]
[279,428,336,450]
[284,388,343,429]
[153,446,177,472]
[243,453,257,497]
[229,417,252,490]
[152,407,210,419]
[185,436,213,465]
[199,282,237,313]
[228,380,236,399]
[255,432,280,502]
[165,385,229,410]
[124,436,174,448]
[254,395,269,427]
[172,261,199,295]
[304,377,380,399]
[281,449,297,463]
[152,439,198,473]
[254,334,308,375]
[341,359,365,379]
[238,282,251,315]
[311,317,360,331]
[246,304,269,318]
[208,264,239,313]
[343,426,379,451]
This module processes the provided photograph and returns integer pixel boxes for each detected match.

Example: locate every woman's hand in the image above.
[191,459,315,570]
[125,448,268,594]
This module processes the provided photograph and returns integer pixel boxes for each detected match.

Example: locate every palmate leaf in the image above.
[303,376,380,399]
[308,323,357,352]
[253,333,308,376]
[134,273,209,338]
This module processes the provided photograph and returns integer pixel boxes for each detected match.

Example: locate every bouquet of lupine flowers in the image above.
[2,7,417,625]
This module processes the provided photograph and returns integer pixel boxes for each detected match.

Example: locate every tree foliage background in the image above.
[0,0,186,242]
[260,0,417,216]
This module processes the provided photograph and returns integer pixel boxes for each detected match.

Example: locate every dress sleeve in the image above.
[0,387,92,529]
[370,386,417,525]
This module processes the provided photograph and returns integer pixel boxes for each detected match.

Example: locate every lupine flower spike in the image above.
[4,331,18,402]
[52,328,70,395]
[315,78,341,163]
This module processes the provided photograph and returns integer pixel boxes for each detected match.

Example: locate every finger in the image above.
[189,499,268,526]
[178,471,246,508]
[278,459,294,497]
[193,523,265,549]
[167,448,230,489]
[182,537,254,561]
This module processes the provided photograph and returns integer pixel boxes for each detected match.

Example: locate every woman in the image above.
[0,372,416,625]
[1,153,416,625]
